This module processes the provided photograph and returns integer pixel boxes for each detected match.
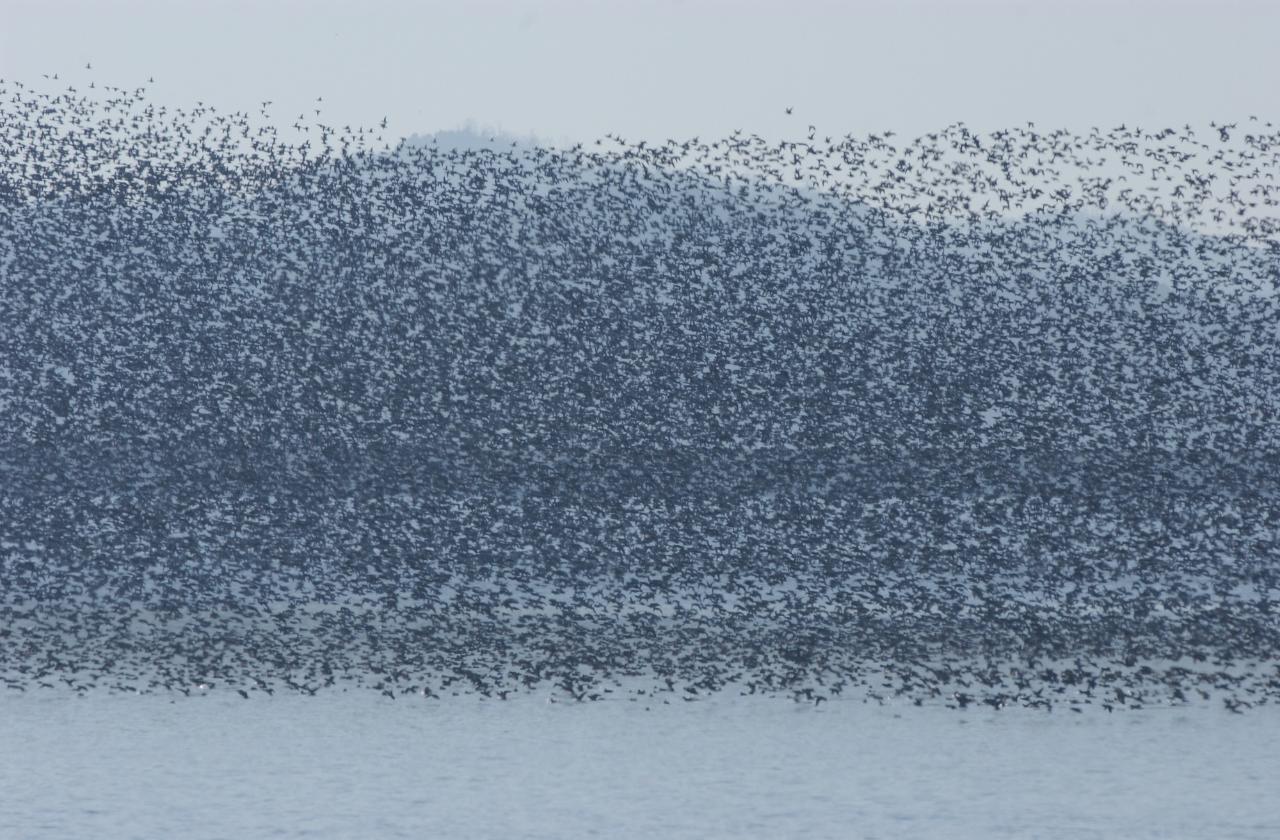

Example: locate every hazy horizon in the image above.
[3,0,1278,147]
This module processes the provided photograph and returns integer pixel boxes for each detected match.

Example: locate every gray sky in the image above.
[2,0,1277,145]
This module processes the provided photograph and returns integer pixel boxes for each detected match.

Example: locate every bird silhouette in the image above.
[0,73,1273,712]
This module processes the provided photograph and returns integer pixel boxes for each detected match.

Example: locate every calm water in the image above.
[1,693,1277,839]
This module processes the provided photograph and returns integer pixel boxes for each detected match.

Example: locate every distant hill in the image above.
[401,123,540,153]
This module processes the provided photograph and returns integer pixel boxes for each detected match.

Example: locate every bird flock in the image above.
[1,77,1279,711]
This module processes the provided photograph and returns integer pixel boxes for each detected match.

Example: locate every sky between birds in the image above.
[1,0,1276,147]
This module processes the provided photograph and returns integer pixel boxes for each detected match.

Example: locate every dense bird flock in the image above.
[2,78,1279,711]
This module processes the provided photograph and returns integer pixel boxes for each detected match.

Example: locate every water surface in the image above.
[2,694,1276,839]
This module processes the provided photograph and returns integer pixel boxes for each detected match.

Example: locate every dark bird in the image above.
[0,78,1270,714]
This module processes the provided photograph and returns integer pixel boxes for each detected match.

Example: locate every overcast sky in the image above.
[2,0,1277,146]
